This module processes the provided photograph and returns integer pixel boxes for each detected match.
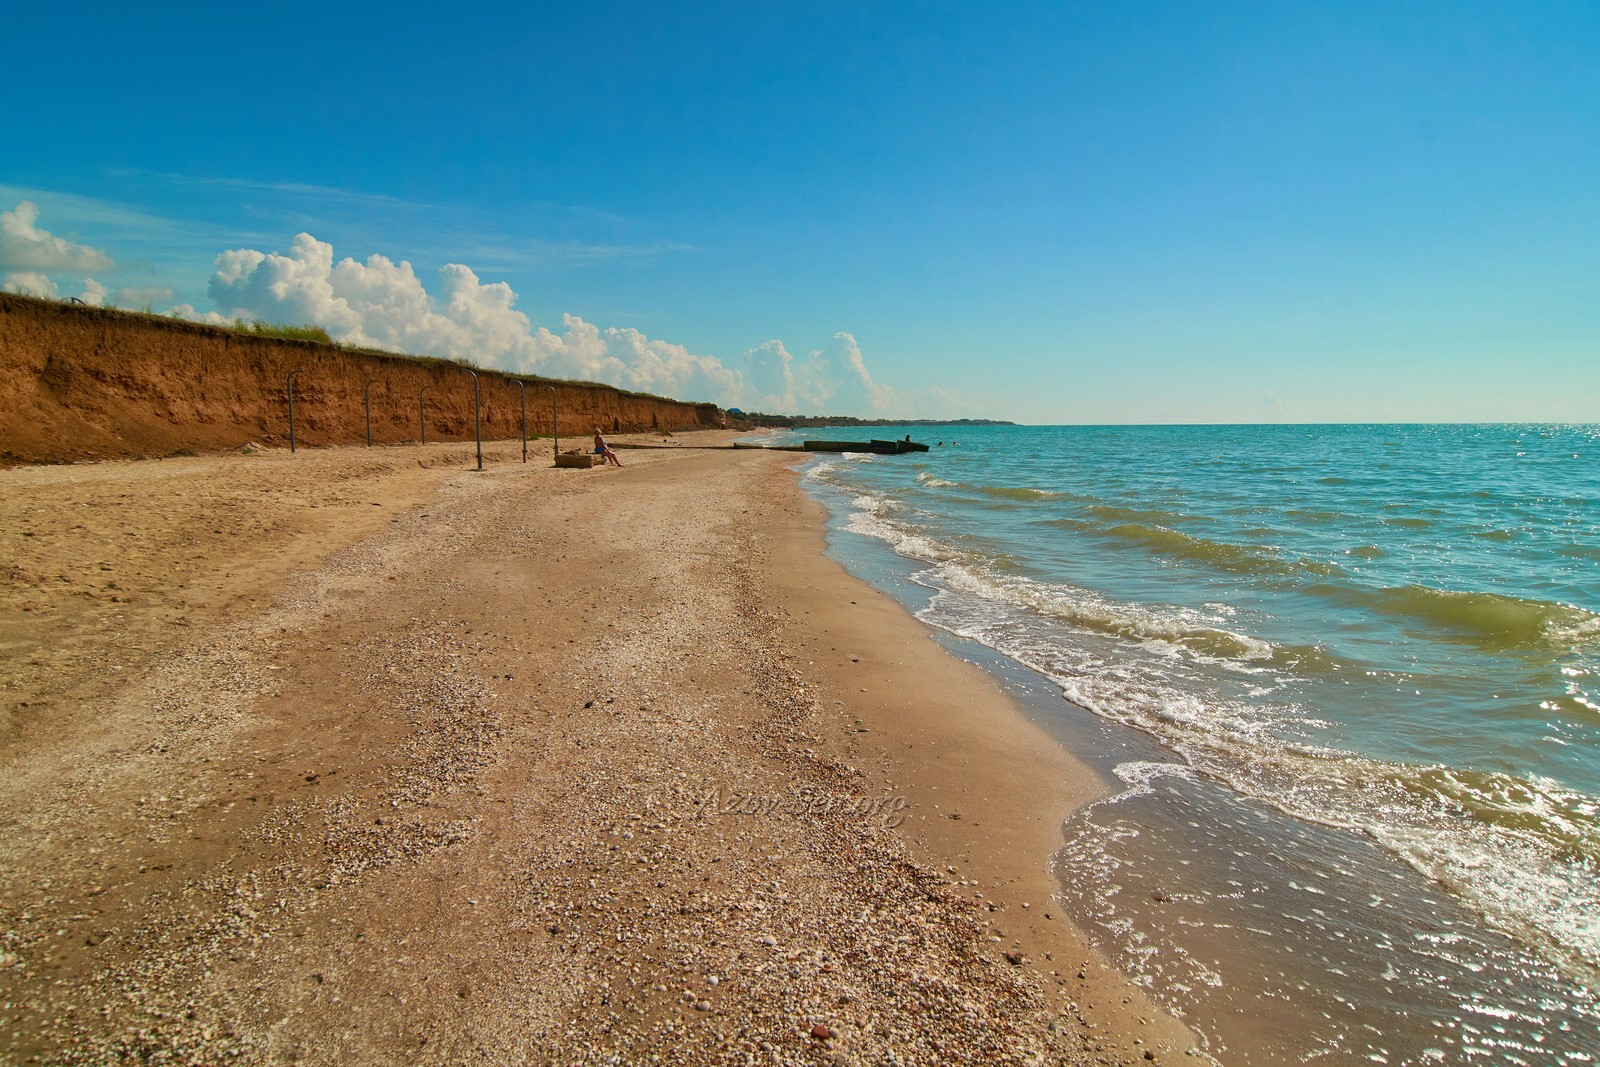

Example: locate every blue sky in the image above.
[4,1,1598,422]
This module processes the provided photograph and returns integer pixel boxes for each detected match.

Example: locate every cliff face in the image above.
[0,293,724,465]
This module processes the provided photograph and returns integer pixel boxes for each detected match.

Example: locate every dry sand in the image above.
[1,433,1199,1065]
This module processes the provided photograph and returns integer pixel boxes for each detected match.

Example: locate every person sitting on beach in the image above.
[593,428,623,466]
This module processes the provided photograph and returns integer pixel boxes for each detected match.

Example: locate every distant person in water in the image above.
[593,428,623,466]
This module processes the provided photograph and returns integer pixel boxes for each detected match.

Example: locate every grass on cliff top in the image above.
[231,320,334,344]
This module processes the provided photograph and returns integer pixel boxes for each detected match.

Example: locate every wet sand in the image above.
[0,433,1196,1064]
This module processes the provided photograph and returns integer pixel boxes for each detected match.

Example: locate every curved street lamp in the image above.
[510,379,528,463]
[364,378,380,447]
[546,384,559,460]
[286,371,302,453]
[466,369,483,471]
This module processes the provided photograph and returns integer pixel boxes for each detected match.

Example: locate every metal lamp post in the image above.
[546,384,559,460]
[511,379,528,462]
[364,379,379,446]
[466,369,483,471]
[419,385,430,445]
[286,371,301,453]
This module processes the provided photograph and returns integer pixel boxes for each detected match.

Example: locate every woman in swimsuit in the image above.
[593,429,623,466]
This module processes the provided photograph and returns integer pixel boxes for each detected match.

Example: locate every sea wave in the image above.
[1283,508,1349,525]
[934,562,1278,663]
[972,483,1067,502]
[842,502,964,565]
[902,478,1082,509]
[843,498,1359,676]
[1346,585,1600,652]
[1084,504,1198,526]
[1094,521,1346,579]
[803,453,876,482]
[1392,764,1600,864]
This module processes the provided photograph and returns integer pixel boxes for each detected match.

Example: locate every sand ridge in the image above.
[1,435,1198,1064]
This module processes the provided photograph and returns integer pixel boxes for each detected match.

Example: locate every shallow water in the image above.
[789,423,1600,1064]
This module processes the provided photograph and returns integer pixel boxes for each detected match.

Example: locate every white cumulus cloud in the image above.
[200,231,904,412]
[737,333,899,414]
[115,285,175,307]
[3,271,58,298]
[0,201,115,272]
[519,315,743,403]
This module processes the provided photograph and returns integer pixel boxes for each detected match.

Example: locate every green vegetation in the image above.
[231,319,333,344]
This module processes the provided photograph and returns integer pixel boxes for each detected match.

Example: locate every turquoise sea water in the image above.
[786,424,1599,1064]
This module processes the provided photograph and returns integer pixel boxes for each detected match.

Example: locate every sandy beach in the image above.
[1,433,1195,1065]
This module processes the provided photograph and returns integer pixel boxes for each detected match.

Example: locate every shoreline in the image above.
[757,459,1199,1057]
[1,434,1197,1064]
[784,425,1600,1066]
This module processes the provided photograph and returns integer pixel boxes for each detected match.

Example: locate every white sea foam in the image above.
[801,451,875,483]
[904,545,1600,985]
[1110,760,1195,796]
[843,503,961,565]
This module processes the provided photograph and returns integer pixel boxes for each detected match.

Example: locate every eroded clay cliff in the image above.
[0,293,724,465]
